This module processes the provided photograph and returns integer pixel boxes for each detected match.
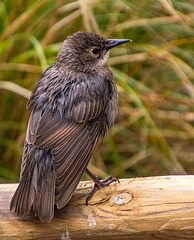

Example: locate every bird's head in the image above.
[56,32,131,73]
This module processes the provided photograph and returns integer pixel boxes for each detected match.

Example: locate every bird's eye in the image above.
[92,48,99,55]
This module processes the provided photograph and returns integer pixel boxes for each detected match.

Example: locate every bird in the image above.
[10,31,131,222]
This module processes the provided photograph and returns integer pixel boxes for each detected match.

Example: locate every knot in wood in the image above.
[113,192,133,205]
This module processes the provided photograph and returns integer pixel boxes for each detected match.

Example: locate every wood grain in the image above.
[1,176,194,239]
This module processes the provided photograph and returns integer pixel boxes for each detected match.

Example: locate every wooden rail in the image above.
[1,176,194,239]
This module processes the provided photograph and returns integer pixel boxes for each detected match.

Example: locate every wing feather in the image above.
[23,76,109,210]
[28,108,104,209]
[53,119,101,208]
[53,126,88,177]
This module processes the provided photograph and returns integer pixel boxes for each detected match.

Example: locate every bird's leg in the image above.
[85,168,119,205]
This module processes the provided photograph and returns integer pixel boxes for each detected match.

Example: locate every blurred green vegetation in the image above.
[0,0,194,183]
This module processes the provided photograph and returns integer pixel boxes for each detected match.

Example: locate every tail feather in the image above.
[10,166,35,216]
[33,162,55,222]
[10,149,55,222]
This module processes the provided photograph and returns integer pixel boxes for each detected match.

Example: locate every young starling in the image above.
[10,32,131,222]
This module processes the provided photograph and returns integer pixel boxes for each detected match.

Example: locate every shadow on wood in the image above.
[1,176,194,240]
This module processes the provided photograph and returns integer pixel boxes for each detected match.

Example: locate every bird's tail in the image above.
[10,149,55,222]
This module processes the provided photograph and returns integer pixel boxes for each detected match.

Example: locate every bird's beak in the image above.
[106,39,132,50]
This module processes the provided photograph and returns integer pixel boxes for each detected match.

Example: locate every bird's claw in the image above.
[86,176,119,205]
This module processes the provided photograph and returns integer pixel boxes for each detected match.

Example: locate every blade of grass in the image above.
[0,81,31,99]
[113,68,186,174]
[29,35,48,70]
[0,0,51,41]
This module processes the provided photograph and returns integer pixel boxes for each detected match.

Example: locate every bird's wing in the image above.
[24,80,108,209]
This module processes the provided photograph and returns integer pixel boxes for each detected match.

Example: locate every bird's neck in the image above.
[56,59,110,77]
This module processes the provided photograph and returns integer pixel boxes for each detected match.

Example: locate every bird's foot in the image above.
[85,169,119,205]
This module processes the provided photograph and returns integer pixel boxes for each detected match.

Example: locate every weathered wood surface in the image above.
[1,176,194,240]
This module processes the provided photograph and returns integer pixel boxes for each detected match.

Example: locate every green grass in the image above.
[0,0,194,182]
